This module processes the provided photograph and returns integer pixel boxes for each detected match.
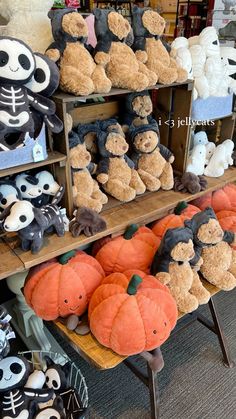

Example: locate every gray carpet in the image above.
[48,289,236,419]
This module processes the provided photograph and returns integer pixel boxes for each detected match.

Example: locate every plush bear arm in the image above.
[124,155,135,169]
[46,41,62,63]
[130,152,140,169]
[135,50,148,63]
[223,230,235,245]
[97,158,110,184]
[88,162,97,175]
[94,37,111,65]
[159,144,174,163]
[190,246,202,268]
[132,36,146,52]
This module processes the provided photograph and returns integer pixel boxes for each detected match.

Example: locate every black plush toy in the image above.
[30,171,61,208]
[0,36,57,138]
[0,355,53,419]
[34,397,65,419]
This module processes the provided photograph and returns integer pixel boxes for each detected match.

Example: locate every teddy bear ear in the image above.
[93,8,102,18]
[48,10,55,20]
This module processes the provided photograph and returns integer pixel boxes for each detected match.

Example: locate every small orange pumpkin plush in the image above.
[24,250,105,321]
[216,210,236,249]
[152,202,200,241]
[95,224,160,274]
[89,269,178,355]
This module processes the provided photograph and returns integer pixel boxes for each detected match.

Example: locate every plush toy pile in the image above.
[171,27,236,99]
[186,131,234,178]
[68,92,175,213]
[0,170,67,253]
[44,7,187,95]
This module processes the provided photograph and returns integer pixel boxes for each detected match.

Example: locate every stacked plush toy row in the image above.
[44,7,188,96]
[186,131,234,178]
[0,171,67,254]
[23,200,236,359]
[171,26,236,100]
[69,90,174,213]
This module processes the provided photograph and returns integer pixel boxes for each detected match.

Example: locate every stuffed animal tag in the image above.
[33,141,44,162]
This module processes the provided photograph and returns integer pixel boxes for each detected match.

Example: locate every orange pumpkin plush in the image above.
[88,269,178,355]
[24,250,105,321]
[191,183,236,213]
[217,210,236,249]
[95,224,160,274]
[152,202,200,241]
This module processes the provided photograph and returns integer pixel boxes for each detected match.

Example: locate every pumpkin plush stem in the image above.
[174,201,188,215]
[124,224,139,240]
[58,250,77,265]
[127,274,143,295]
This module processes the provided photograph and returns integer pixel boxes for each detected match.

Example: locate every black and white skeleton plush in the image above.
[30,171,60,208]
[0,37,59,138]
[0,356,53,419]
[25,53,63,135]
[0,180,22,211]
[34,396,65,419]
[14,173,42,201]
[0,197,65,253]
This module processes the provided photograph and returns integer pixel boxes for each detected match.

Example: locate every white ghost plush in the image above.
[171,37,193,79]
[193,131,209,146]
[204,144,226,177]
[186,144,206,175]
[205,142,216,165]
[222,139,234,169]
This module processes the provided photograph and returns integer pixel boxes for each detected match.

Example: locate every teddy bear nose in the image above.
[123,146,127,151]
[77,23,84,29]
[145,142,151,147]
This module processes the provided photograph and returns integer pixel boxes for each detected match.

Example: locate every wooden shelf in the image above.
[53,280,220,370]
[4,167,236,270]
[0,151,67,178]
[53,81,194,104]
[0,239,24,280]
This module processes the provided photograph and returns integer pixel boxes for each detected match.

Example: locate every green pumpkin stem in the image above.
[127,275,143,295]
[59,250,76,265]
[174,201,188,215]
[124,224,139,240]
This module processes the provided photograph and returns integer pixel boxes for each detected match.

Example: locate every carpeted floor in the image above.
[47,288,236,419]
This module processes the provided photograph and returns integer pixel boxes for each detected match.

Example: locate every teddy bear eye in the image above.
[79,295,82,299]
[64,299,68,304]
[153,330,157,334]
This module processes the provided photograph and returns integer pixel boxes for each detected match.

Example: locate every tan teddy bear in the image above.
[185,208,236,291]
[93,9,157,91]
[96,127,146,202]
[132,6,188,85]
[151,226,211,314]
[46,9,111,96]
[69,131,108,213]
[129,119,174,191]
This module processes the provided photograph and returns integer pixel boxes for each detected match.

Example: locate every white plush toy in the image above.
[193,131,209,146]
[186,144,206,176]
[205,142,216,165]
[222,139,234,169]
[220,47,236,94]
[0,0,54,53]
[171,37,193,79]
[204,144,226,177]
[190,45,209,99]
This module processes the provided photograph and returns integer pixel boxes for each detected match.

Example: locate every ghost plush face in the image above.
[221,46,236,77]
[199,27,220,57]
[0,356,30,392]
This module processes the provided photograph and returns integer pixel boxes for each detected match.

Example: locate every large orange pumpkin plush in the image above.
[152,202,200,241]
[191,184,236,212]
[24,250,105,321]
[89,270,178,356]
[95,224,160,274]
[216,210,236,249]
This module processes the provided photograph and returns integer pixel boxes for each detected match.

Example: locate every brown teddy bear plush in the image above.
[123,91,153,128]
[96,127,146,202]
[69,131,108,213]
[151,226,210,314]
[185,208,236,291]
[75,121,100,162]
[129,119,174,191]
[132,7,188,85]
[93,8,157,91]
[46,9,112,96]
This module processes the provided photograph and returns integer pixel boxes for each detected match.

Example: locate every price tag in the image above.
[33,142,44,162]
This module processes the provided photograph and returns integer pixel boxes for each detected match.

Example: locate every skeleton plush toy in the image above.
[0,355,53,419]
[0,180,22,211]
[0,36,58,138]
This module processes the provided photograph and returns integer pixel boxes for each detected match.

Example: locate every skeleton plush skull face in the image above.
[4,200,34,231]
[0,356,30,392]
[0,37,35,84]
[25,53,59,97]
[0,182,21,210]
[15,173,42,199]
[35,171,60,196]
